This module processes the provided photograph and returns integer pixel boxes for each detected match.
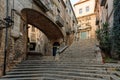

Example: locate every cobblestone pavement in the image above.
[0,39,120,80]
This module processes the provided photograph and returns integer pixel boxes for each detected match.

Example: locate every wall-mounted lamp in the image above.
[0,16,14,30]
[4,16,14,27]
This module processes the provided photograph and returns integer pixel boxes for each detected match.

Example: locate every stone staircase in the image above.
[0,39,120,80]
[60,39,98,63]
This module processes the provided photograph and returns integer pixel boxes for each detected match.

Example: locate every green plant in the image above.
[96,22,111,57]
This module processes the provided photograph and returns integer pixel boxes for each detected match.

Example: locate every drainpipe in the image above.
[3,0,9,75]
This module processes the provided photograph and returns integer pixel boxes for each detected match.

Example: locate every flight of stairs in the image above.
[0,60,120,80]
[0,39,120,80]
[60,39,98,63]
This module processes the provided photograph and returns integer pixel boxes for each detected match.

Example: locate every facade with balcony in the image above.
[0,0,77,76]
[74,0,97,39]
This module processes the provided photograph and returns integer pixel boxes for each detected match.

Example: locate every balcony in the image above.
[100,0,107,6]
[33,0,49,12]
[55,15,64,27]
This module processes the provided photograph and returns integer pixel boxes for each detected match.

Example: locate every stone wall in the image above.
[0,0,28,75]
[0,0,5,77]
[0,0,77,77]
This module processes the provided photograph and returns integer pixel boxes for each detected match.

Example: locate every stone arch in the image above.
[21,8,64,40]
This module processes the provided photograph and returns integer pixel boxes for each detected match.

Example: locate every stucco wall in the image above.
[74,0,95,17]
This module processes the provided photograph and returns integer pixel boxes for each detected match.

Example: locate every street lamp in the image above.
[2,16,13,75]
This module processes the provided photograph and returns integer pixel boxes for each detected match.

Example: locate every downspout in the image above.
[3,0,9,75]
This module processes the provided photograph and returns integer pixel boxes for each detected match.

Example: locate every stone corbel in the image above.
[11,30,23,39]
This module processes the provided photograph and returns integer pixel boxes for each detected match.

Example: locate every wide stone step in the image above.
[7,69,119,79]
[0,77,72,80]
[20,62,120,68]
[3,71,110,79]
[0,75,105,80]
[15,64,117,69]
[7,68,108,75]
[18,60,120,68]
[21,60,99,64]
[110,75,120,80]
[13,66,106,71]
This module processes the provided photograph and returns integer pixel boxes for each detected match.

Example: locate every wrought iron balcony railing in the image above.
[33,0,49,12]
[56,15,64,27]
[100,0,107,6]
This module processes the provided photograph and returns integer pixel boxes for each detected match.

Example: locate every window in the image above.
[57,8,60,14]
[79,8,82,14]
[58,0,60,2]
[86,6,89,12]
[66,9,68,13]
[31,27,35,32]
[66,1,67,4]
[69,9,71,14]
[31,33,36,42]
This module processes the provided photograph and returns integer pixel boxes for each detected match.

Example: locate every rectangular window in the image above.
[57,8,60,14]
[31,33,36,42]
[31,27,35,32]
[79,8,82,14]
[86,6,89,12]
[69,9,71,14]
[58,0,60,2]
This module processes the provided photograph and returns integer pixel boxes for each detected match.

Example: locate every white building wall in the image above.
[108,0,114,28]
[74,0,95,17]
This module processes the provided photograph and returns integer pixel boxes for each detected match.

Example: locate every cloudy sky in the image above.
[70,0,79,5]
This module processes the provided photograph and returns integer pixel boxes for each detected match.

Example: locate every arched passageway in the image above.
[21,8,64,40]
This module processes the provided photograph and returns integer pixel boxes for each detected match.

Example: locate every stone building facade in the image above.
[28,25,49,55]
[95,0,114,28]
[95,0,120,59]
[63,0,78,44]
[0,0,77,76]
[74,0,97,39]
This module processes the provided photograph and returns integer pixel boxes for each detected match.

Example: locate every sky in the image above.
[70,0,79,6]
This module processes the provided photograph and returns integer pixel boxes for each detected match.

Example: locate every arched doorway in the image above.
[53,42,60,56]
